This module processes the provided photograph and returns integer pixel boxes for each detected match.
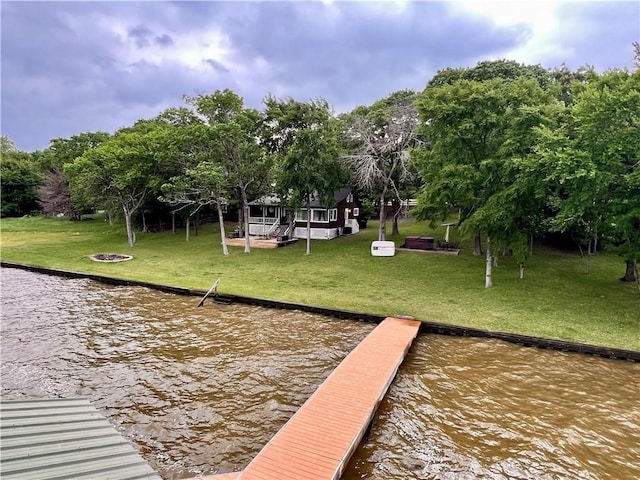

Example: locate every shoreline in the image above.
[2,260,638,362]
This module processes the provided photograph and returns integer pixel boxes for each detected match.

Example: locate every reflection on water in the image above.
[2,268,639,480]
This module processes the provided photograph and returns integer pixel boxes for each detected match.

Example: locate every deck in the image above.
[225,237,298,249]
[235,316,421,480]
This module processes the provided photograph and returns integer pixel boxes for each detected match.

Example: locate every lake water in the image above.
[1,268,638,479]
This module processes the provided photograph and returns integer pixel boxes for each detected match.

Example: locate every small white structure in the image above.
[371,240,395,257]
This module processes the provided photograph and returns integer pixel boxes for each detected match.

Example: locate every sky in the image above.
[2,1,639,152]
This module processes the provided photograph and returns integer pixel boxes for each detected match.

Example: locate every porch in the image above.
[225,236,298,249]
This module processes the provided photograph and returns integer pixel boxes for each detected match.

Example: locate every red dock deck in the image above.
[233,316,421,480]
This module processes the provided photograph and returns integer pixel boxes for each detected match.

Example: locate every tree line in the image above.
[1,58,638,285]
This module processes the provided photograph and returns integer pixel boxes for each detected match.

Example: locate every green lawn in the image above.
[1,214,638,351]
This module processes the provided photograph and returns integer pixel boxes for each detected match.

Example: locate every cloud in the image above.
[1,1,637,152]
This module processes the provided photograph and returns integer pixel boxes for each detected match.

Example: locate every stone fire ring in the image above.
[90,253,133,263]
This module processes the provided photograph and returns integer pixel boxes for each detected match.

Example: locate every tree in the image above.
[156,109,233,254]
[65,123,168,247]
[0,137,41,217]
[186,90,272,253]
[40,132,111,172]
[535,69,640,280]
[38,168,76,217]
[414,78,558,286]
[264,96,345,254]
[160,160,231,255]
[427,60,552,90]
[342,90,420,241]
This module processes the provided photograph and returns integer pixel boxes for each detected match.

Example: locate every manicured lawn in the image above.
[1,214,638,351]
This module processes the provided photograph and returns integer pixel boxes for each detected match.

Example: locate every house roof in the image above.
[248,195,281,206]
[0,397,161,480]
[250,188,355,209]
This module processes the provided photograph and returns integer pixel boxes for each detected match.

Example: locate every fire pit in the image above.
[89,253,133,263]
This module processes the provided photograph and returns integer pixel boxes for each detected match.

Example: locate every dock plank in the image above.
[237,317,420,480]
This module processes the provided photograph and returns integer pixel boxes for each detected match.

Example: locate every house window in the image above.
[250,205,263,217]
[295,209,308,221]
[353,207,360,217]
[312,209,328,222]
[329,209,337,221]
[296,209,330,223]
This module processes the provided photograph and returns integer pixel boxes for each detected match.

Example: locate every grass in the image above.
[1,214,638,351]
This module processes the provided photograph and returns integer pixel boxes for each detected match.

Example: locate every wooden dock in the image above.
[225,237,298,249]
[235,316,421,480]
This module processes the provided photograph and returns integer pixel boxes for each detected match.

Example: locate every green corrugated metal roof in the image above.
[0,397,161,480]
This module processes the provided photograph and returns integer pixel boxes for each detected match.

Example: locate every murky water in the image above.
[343,336,640,480]
[1,268,639,480]
[0,268,374,478]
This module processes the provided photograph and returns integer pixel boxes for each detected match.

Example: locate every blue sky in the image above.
[2,1,639,151]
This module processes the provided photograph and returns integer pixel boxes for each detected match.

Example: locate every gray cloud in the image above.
[1,1,637,152]
[552,1,640,69]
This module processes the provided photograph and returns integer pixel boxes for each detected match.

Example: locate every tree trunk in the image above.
[621,259,637,282]
[288,208,295,238]
[172,213,176,234]
[185,216,190,241]
[474,233,483,256]
[519,262,525,280]
[530,234,534,255]
[391,198,400,236]
[107,211,114,225]
[586,241,592,274]
[123,206,136,247]
[306,197,312,255]
[237,206,245,237]
[217,201,229,256]
[194,212,199,236]
[378,192,386,241]
[241,190,250,253]
[485,237,493,288]
[142,211,147,233]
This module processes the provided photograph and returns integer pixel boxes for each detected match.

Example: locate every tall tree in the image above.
[342,90,420,241]
[414,78,558,286]
[65,123,168,246]
[160,160,231,255]
[535,69,640,280]
[38,168,75,217]
[0,136,42,217]
[40,132,111,172]
[186,90,272,253]
[264,96,345,254]
[427,59,552,90]
[156,108,233,253]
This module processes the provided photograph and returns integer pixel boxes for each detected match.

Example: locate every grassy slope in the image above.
[1,214,638,350]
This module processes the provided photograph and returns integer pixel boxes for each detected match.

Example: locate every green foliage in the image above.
[415,64,639,283]
[265,96,345,207]
[0,138,42,217]
[40,132,110,173]
[160,161,228,213]
[414,78,558,253]
[536,69,640,261]
[65,124,170,246]
[185,90,273,252]
[427,59,552,90]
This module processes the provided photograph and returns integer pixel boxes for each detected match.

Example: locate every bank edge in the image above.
[2,260,638,362]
